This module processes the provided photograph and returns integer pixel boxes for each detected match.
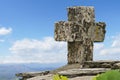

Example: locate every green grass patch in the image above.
[53,74,68,80]
[93,70,120,80]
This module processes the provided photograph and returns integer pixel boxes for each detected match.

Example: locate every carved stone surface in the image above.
[68,41,93,64]
[55,6,95,42]
[16,71,50,80]
[83,61,120,69]
[54,6,106,65]
[67,6,95,23]
[55,21,106,42]
[55,21,83,42]
[58,68,111,77]
[55,21,94,42]
[94,22,106,42]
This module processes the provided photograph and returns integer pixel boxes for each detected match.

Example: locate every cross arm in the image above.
[54,21,84,42]
[94,22,106,42]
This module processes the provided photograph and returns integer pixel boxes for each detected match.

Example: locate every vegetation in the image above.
[92,70,120,80]
[53,74,68,80]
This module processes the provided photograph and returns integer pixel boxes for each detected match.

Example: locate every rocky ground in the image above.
[17,61,120,80]
[27,74,94,80]
[69,76,94,80]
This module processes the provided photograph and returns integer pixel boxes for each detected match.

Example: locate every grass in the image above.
[93,70,120,80]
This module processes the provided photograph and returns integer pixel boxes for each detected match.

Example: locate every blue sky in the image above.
[0,0,120,64]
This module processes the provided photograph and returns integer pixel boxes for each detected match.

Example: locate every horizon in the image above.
[0,0,120,64]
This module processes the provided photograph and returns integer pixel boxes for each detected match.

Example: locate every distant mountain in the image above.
[0,63,66,80]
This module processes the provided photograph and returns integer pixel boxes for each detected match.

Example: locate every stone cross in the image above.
[54,6,106,65]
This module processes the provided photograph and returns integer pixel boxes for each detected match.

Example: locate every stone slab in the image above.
[18,68,110,80]
[83,61,120,69]
[27,75,94,80]
[27,74,94,80]
[27,74,53,80]
[58,68,111,77]
[69,76,94,80]
[16,71,50,80]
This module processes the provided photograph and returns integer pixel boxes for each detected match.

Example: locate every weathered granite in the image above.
[16,68,111,80]
[67,6,95,23]
[69,76,94,80]
[55,21,85,42]
[16,61,120,80]
[27,74,53,80]
[68,41,93,64]
[94,22,106,42]
[27,74,94,80]
[54,6,106,64]
[55,21,106,42]
[26,68,110,80]
[16,71,50,80]
[113,63,120,69]
[58,68,111,77]
[55,7,95,42]
[83,61,120,69]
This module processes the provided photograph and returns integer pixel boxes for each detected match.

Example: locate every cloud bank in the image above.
[7,37,67,63]
[1,34,120,64]
[94,34,120,60]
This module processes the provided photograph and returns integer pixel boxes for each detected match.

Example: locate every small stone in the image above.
[113,63,120,69]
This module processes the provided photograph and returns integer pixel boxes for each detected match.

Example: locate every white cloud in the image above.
[100,48,120,55]
[111,35,120,47]
[101,34,120,55]
[94,34,120,60]
[5,37,67,64]
[94,43,104,50]
[0,27,12,35]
